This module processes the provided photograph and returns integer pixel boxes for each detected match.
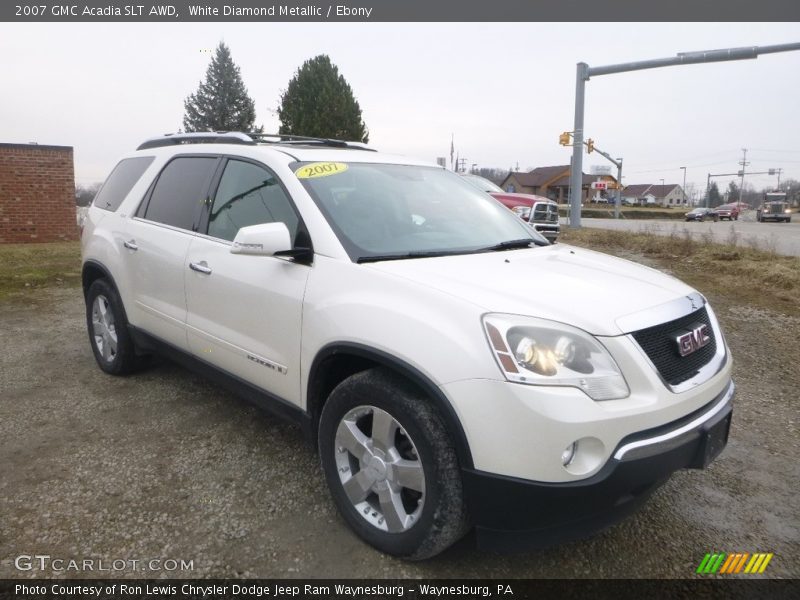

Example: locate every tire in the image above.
[85,279,148,375]
[714,216,719,222]
[318,368,469,559]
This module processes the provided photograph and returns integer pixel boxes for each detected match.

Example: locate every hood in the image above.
[367,244,695,336]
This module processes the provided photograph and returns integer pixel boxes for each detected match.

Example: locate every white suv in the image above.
[81,132,734,559]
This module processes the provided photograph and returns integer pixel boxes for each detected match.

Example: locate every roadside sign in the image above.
[591,181,608,190]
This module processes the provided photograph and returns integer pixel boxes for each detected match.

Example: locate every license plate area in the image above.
[698,412,731,468]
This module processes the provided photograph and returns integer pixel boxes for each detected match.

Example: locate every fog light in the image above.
[562,442,578,466]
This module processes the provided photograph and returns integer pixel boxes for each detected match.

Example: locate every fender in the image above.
[81,259,119,297]
[309,342,474,470]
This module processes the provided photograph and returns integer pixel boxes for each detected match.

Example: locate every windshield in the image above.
[461,174,505,194]
[293,162,546,261]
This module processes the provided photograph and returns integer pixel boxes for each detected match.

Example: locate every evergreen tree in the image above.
[183,42,260,133]
[278,55,369,143]
[726,180,740,204]
[707,182,722,207]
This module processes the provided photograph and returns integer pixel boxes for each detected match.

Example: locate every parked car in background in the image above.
[715,204,740,221]
[461,174,560,242]
[685,207,719,222]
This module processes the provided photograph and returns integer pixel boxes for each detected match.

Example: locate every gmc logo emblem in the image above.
[674,323,711,357]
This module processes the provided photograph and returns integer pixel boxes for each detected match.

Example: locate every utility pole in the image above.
[680,166,687,205]
[738,148,749,204]
[568,42,800,228]
[773,167,783,188]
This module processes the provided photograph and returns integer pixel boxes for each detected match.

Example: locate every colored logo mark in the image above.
[696,552,774,575]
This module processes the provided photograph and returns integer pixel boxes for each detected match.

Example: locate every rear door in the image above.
[184,157,311,405]
[125,155,219,349]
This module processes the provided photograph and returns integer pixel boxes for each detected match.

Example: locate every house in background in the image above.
[501,165,616,203]
[622,183,685,207]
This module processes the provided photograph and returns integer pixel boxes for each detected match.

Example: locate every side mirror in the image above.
[230,222,291,256]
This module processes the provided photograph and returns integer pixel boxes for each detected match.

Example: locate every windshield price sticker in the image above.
[295,162,349,179]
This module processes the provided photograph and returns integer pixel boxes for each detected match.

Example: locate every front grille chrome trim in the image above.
[614,381,734,460]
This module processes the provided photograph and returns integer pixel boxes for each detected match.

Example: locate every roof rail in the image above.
[136,131,375,152]
[136,132,255,150]
[246,132,376,151]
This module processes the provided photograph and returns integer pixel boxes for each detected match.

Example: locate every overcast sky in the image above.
[1,22,799,196]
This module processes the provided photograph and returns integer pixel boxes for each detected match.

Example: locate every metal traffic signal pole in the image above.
[569,42,800,228]
[585,143,623,219]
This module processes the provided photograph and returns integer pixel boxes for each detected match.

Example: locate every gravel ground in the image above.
[1,286,798,579]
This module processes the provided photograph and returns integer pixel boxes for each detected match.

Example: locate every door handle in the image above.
[189,261,212,275]
[123,239,138,251]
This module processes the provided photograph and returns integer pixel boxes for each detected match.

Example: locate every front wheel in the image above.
[318,368,469,559]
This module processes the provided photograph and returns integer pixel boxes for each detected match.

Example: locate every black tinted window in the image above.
[207,160,299,242]
[93,157,154,212]
[144,157,217,230]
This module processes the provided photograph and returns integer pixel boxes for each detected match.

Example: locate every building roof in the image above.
[504,165,619,189]
[622,184,653,197]
[623,183,681,198]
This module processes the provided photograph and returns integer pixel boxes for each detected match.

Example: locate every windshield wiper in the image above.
[479,238,544,252]
[357,250,464,264]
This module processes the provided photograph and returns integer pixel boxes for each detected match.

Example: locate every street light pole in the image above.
[680,166,687,205]
[569,63,589,227]
[568,42,800,228]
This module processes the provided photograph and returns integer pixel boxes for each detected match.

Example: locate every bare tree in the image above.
[75,183,102,207]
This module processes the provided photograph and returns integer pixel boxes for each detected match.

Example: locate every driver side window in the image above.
[208,160,299,243]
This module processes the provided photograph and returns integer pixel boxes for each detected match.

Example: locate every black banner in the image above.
[2,0,800,22]
[2,579,799,600]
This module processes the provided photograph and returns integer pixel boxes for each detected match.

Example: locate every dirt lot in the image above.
[1,244,798,579]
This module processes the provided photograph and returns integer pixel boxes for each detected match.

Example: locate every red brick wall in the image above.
[0,143,78,243]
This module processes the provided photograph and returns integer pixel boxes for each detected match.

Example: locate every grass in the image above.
[0,241,81,301]
[1,233,797,317]
[558,206,688,220]
[560,228,800,316]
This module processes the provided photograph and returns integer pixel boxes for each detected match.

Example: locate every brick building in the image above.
[0,143,77,243]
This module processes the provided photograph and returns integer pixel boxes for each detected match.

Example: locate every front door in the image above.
[184,158,311,406]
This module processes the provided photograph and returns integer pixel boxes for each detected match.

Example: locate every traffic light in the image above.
[586,138,595,153]
[559,132,571,146]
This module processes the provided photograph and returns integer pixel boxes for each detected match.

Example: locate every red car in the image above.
[715,203,740,221]
[461,174,560,242]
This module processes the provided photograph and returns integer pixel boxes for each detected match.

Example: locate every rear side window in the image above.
[93,156,154,212]
[207,160,299,243]
[143,157,217,231]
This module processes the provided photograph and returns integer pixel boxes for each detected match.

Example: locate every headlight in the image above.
[483,314,630,401]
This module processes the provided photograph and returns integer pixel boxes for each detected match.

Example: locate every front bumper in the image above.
[462,380,733,550]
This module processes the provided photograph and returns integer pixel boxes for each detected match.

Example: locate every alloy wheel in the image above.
[334,405,426,533]
[91,294,118,363]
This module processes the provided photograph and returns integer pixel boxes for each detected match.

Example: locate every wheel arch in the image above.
[82,259,118,298]
[307,342,474,470]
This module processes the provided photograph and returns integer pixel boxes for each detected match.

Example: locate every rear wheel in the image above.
[319,368,469,559]
[86,279,148,375]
